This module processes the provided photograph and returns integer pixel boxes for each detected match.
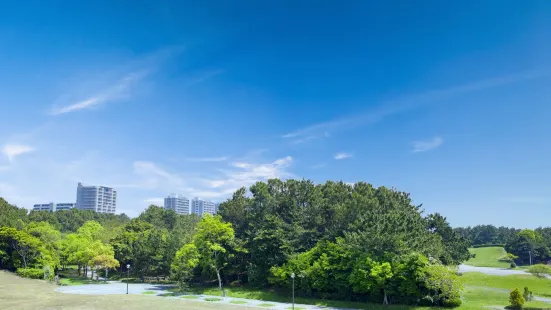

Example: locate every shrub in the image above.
[16,268,44,279]
[527,264,551,278]
[442,298,462,308]
[522,287,532,301]
[509,288,525,309]
[510,262,517,268]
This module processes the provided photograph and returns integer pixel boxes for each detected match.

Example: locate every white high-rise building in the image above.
[191,197,217,216]
[164,195,190,215]
[76,182,117,214]
[33,202,76,212]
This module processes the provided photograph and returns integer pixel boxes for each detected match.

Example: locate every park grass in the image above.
[257,303,276,307]
[230,299,248,304]
[460,285,551,309]
[142,291,157,295]
[58,276,107,286]
[465,247,510,268]
[460,272,551,298]
[181,295,200,299]
[205,297,223,302]
[0,271,252,310]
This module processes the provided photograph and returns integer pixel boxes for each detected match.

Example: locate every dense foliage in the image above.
[0,179,477,307]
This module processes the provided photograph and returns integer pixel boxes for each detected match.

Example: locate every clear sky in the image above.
[1,1,550,227]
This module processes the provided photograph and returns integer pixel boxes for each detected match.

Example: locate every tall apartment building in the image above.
[164,195,190,215]
[76,182,117,214]
[191,197,217,216]
[33,202,76,212]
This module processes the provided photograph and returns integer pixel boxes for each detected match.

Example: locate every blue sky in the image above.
[1,1,550,227]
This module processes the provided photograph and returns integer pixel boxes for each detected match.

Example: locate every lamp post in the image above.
[291,272,295,310]
[529,251,532,266]
[126,264,131,294]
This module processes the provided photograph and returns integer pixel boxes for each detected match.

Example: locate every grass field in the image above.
[0,271,252,310]
[465,247,510,268]
[2,270,551,309]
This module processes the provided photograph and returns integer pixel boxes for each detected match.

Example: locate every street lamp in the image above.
[291,273,295,310]
[126,264,131,294]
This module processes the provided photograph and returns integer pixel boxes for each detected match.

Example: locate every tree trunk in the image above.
[22,256,27,269]
[105,268,108,281]
[383,290,389,305]
[216,269,222,290]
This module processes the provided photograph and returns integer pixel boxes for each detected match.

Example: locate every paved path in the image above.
[57,282,351,309]
[459,264,551,279]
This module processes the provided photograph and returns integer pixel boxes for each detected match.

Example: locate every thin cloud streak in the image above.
[51,71,149,115]
[282,71,542,140]
[2,144,35,162]
[412,137,443,153]
[334,152,353,160]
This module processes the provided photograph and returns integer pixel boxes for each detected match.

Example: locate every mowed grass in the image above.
[465,247,510,268]
[0,271,253,310]
[460,285,551,309]
[460,272,551,298]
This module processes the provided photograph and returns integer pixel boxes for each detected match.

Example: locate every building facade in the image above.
[164,195,190,215]
[32,202,75,212]
[76,182,117,214]
[191,197,217,216]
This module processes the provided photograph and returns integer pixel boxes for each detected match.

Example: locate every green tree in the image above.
[0,227,44,269]
[0,198,28,229]
[509,288,525,309]
[527,264,551,278]
[191,214,238,290]
[427,213,471,265]
[171,243,200,290]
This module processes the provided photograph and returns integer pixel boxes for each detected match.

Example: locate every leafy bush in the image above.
[442,298,462,308]
[527,264,551,278]
[510,262,517,268]
[422,264,463,307]
[16,268,44,279]
[509,288,525,309]
[522,287,533,302]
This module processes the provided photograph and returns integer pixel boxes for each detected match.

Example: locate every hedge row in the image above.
[16,268,44,279]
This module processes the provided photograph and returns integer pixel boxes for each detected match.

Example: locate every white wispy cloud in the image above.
[2,144,35,162]
[412,137,443,153]
[185,156,229,162]
[51,71,148,115]
[334,152,353,160]
[282,71,541,141]
[132,161,185,190]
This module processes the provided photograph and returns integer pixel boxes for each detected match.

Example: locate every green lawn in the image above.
[58,276,107,286]
[230,300,248,304]
[142,291,157,295]
[179,273,551,309]
[460,272,551,298]
[465,247,511,268]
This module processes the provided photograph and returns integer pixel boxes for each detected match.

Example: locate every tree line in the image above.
[454,224,551,265]
[1,180,476,307]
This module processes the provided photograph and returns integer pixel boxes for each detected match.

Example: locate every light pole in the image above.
[126,264,131,294]
[291,272,295,310]
[529,251,532,266]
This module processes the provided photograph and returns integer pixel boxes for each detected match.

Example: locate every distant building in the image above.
[191,197,217,216]
[55,203,76,211]
[215,202,221,214]
[33,202,75,212]
[76,182,117,214]
[164,195,190,215]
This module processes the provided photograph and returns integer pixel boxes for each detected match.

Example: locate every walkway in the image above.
[459,264,551,279]
[57,282,351,310]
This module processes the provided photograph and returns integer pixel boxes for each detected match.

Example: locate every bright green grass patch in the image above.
[257,303,276,307]
[465,247,510,268]
[58,277,107,286]
[205,297,222,302]
[230,300,248,304]
[286,307,306,310]
[180,295,199,299]
[459,285,551,309]
[141,291,157,295]
[460,272,551,298]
